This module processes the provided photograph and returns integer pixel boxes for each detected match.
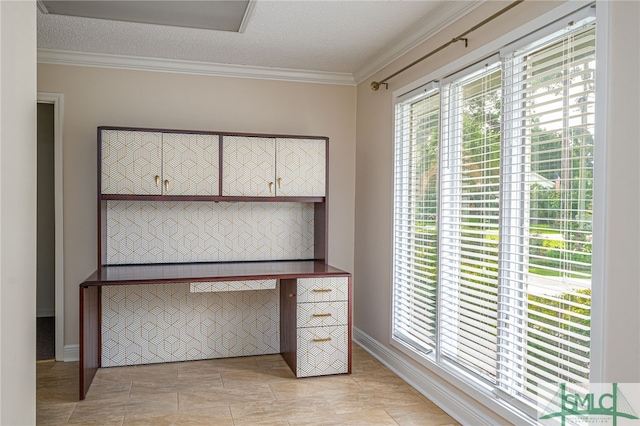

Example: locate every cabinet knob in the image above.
[288,293,296,298]
[268,182,274,193]
[164,179,169,192]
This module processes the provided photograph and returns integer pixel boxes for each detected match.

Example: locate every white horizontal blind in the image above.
[440,62,502,380]
[392,88,440,353]
[500,20,595,406]
[391,9,596,418]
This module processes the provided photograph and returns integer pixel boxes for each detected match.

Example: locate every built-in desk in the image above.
[79,260,352,400]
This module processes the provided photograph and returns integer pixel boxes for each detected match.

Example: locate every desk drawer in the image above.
[190,279,276,293]
[296,325,348,377]
[297,301,347,328]
[296,277,348,302]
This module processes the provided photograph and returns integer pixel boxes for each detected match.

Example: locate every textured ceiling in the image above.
[38,1,482,78]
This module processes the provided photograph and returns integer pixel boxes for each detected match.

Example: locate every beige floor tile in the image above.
[84,381,132,401]
[124,405,233,425]
[37,344,464,425]
[229,396,331,423]
[220,366,295,388]
[178,384,275,411]
[268,375,363,400]
[36,401,77,425]
[324,383,430,415]
[67,397,128,423]
[125,392,179,416]
[288,408,399,425]
[385,403,460,426]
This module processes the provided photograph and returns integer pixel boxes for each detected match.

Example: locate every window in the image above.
[392,12,595,416]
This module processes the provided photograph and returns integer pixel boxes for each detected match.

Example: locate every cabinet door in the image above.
[276,138,326,197]
[223,136,276,196]
[163,133,219,196]
[101,130,163,195]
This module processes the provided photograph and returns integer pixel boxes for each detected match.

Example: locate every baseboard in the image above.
[63,344,79,362]
[353,327,510,426]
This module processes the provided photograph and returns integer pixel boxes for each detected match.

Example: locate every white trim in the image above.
[37,92,64,362]
[354,328,534,426]
[392,1,593,101]
[353,0,484,84]
[589,0,609,384]
[37,49,356,86]
[63,344,79,362]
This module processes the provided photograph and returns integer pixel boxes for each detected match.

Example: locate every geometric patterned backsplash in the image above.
[105,201,314,265]
[101,283,280,367]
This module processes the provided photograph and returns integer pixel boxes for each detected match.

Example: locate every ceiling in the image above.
[37,0,483,84]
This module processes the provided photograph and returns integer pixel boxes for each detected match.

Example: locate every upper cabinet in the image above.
[101,129,219,196]
[100,128,326,199]
[222,136,326,197]
[101,130,163,195]
[162,133,219,196]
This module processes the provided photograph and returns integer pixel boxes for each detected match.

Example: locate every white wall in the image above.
[0,1,37,424]
[37,65,357,350]
[598,0,640,382]
[354,0,639,422]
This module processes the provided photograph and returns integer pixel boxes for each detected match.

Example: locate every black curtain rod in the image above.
[370,0,525,91]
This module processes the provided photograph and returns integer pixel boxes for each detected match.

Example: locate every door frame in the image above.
[37,92,64,361]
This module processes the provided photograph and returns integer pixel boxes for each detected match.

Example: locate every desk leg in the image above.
[79,285,100,400]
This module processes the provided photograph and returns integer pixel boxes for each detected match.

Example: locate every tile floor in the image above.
[37,344,460,425]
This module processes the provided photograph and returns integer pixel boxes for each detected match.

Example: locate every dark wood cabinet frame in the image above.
[80,126,350,400]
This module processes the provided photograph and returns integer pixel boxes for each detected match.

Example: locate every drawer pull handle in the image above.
[312,289,332,293]
[155,175,160,187]
[312,337,332,343]
[312,313,332,317]
[164,179,170,192]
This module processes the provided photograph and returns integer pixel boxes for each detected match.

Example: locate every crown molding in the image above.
[37,49,356,86]
[353,0,484,85]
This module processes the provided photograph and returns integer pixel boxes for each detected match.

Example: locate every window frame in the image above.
[389,3,602,424]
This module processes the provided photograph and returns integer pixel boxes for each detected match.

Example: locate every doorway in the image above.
[37,93,64,361]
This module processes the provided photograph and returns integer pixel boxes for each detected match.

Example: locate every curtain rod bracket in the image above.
[453,37,468,48]
[370,81,388,91]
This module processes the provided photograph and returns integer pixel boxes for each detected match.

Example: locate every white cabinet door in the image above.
[222,136,276,196]
[101,130,163,195]
[163,133,219,196]
[276,138,326,197]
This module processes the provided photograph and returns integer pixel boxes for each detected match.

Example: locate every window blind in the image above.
[500,19,595,406]
[392,87,440,354]
[391,9,596,418]
[440,62,502,381]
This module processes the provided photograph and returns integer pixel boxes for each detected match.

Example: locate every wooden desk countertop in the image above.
[81,260,350,287]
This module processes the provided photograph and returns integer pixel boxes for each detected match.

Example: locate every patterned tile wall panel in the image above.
[102,283,280,367]
[296,325,349,377]
[223,136,276,196]
[190,280,277,293]
[276,138,326,197]
[101,130,163,195]
[105,201,314,264]
[163,133,219,196]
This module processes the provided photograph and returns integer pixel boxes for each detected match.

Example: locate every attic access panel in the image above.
[40,1,252,32]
